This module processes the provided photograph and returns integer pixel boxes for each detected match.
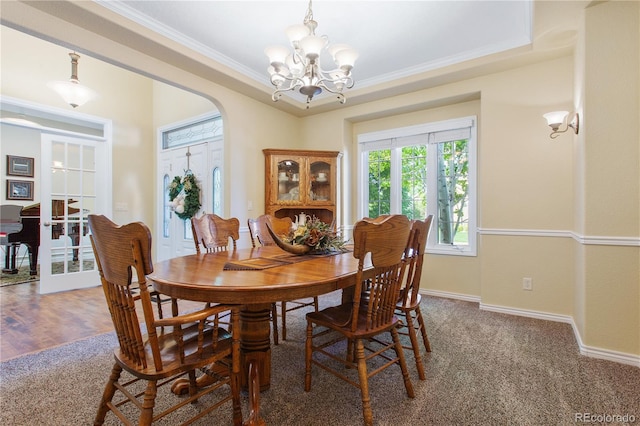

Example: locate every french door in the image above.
[39,133,109,293]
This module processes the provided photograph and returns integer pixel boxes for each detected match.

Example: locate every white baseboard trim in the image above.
[421,289,481,303]
[479,302,574,324]
[568,321,640,368]
[420,289,640,368]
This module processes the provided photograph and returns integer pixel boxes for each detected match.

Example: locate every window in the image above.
[162,116,223,149]
[358,116,476,256]
[212,167,221,215]
[163,174,171,238]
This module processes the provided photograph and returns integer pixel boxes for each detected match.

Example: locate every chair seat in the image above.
[116,324,233,380]
[307,304,401,339]
[397,290,422,310]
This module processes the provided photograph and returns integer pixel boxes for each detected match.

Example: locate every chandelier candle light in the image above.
[265,0,358,107]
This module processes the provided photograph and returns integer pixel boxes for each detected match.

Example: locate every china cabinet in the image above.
[263,149,340,226]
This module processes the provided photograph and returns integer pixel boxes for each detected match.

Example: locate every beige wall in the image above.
[1,1,638,360]
[576,1,639,356]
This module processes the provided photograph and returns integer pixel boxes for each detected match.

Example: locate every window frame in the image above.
[357,116,477,256]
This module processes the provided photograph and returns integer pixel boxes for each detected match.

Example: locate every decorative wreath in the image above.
[168,172,201,220]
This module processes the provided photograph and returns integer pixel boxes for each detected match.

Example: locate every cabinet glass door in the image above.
[309,160,331,202]
[277,158,301,202]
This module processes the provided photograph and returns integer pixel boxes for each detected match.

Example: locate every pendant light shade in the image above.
[47,52,98,108]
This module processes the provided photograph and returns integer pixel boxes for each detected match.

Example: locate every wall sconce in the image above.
[543,111,579,139]
[47,52,98,108]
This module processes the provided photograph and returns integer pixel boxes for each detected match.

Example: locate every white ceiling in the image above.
[99,0,533,105]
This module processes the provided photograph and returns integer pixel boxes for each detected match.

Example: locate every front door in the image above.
[39,133,108,294]
[157,143,207,261]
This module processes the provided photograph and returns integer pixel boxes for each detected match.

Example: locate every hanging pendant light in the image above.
[265,0,358,108]
[47,52,98,108]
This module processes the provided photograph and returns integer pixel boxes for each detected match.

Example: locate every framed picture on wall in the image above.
[7,179,34,200]
[7,155,34,177]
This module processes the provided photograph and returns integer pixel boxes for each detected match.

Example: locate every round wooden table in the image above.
[148,246,366,426]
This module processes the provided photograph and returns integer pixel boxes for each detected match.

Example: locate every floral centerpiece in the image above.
[168,172,201,220]
[269,215,347,255]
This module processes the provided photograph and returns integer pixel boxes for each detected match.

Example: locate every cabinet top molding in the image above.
[263,148,341,158]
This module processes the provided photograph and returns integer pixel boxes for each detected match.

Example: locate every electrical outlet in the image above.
[522,277,533,291]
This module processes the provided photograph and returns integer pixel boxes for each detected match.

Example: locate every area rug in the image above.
[0,260,94,287]
[1,294,638,425]
[0,266,38,287]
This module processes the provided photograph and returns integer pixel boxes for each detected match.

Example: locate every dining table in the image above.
[148,245,371,426]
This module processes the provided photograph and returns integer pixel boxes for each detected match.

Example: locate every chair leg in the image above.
[355,339,373,426]
[230,365,243,426]
[404,309,426,380]
[415,306,431,352]
[304,321,313,392]
[391,327,415,399]
[281,301,288,341]
[188,370,198,401]
[139,380,158,425]
[94,363,122,426]
[271,303,279,345]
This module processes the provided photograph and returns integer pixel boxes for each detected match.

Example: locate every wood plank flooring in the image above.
[0,282,114,362]
[0,281,204,362]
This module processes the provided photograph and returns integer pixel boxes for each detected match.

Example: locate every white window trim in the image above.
[357,116,477,256]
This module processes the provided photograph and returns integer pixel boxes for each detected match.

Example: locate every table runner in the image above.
[223,250,349,271]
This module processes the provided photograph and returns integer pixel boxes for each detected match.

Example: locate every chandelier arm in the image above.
[314,75,355,92]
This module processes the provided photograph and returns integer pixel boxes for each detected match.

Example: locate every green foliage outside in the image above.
[367,140,469,245]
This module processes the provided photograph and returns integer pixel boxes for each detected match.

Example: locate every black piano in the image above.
[1,201,82,275]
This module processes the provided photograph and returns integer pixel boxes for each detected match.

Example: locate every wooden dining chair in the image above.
[88,214,242,426]
[304,214,414,426]
[396,215,433,380]
[248,214,319,342]
[192,213,240,253]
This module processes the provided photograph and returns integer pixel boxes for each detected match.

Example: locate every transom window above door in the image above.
[162,116,223,149]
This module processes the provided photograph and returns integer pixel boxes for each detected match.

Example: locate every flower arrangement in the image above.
[283,216,348,253]
[168,172,201,220]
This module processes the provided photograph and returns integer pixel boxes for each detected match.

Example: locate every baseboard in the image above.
[420,289,640,368]
[480,302,640,368]
[479,302,574,324]
[421,289,481,303]
[568,321,640,368]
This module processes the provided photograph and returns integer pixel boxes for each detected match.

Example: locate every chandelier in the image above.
[265,0,358,108]
[47,52,98,108]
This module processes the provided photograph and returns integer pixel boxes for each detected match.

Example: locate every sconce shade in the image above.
[543,111,579,139]
[543,111,569,131]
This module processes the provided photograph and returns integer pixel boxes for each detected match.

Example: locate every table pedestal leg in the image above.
[241,304,270,426]
[240,304,271,391]
[171,303,271,426]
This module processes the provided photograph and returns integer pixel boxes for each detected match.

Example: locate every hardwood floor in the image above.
[0,281,204,362]
[0,282,114,362]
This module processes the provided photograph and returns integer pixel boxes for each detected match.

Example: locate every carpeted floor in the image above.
[0,293,638,425]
